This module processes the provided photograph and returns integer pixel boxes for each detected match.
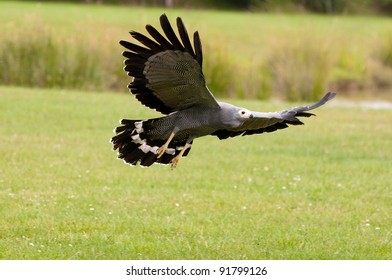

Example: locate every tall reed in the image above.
[0,15,123,91]
[262,30,337,101]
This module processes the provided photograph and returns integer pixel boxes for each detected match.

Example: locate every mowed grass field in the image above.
[0,86,391,259]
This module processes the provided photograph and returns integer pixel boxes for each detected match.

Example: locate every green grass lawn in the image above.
[0,86,391,259]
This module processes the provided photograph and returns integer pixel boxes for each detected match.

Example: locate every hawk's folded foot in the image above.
[156,144,168,158]
[170,142,191,169]
[170,155,181,169]
[157,132,175,159]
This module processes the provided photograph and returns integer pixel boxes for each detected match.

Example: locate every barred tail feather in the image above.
[111,119,192,167]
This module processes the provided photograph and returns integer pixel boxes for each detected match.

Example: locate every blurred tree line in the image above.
[22,0,392,13]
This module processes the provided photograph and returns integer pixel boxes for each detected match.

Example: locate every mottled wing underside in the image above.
[121,14,219,115]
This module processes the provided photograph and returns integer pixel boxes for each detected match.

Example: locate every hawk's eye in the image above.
[240,111,246,115]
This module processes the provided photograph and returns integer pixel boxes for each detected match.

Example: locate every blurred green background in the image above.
[11,0,392,14]
[1,0,392,101]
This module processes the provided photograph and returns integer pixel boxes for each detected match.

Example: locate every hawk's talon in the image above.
[169,142,191,169]
[156,145,167,159]
[170,156,181,169]
[156,132,176,159]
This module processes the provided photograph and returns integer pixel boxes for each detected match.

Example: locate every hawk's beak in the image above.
[249,114,254,119]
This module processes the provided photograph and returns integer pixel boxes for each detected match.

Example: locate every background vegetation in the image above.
[1,1,392,101]
[12,0,392,14]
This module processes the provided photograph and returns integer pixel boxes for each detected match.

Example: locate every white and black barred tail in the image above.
[111,119,192,167]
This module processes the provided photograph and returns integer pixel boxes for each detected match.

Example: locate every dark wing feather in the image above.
[145,24,173,49]
[129,31,163,52]
[119,40,152,59]
[212,92,336,139]
[120,14,218,114]
[176,17,196,57]
[159,14,184,50]
[193,31,203,67]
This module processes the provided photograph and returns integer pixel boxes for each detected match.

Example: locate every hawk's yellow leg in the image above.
[157,132,175,159]
[170,142,191,169]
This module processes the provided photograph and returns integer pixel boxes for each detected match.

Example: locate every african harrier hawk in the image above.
[111,14,336,168]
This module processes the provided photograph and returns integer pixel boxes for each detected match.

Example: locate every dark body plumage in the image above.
[111,14,336,168]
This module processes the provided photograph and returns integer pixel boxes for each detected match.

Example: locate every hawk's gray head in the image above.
[218,102,253,128]
[238,108,254,119]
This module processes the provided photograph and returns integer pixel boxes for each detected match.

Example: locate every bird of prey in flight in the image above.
[111,14,336,168]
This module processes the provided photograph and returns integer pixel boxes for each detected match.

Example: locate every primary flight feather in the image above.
[111,14,336,168]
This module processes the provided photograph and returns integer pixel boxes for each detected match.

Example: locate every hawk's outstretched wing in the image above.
[120,14,219,115]
[212,92,336,139]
